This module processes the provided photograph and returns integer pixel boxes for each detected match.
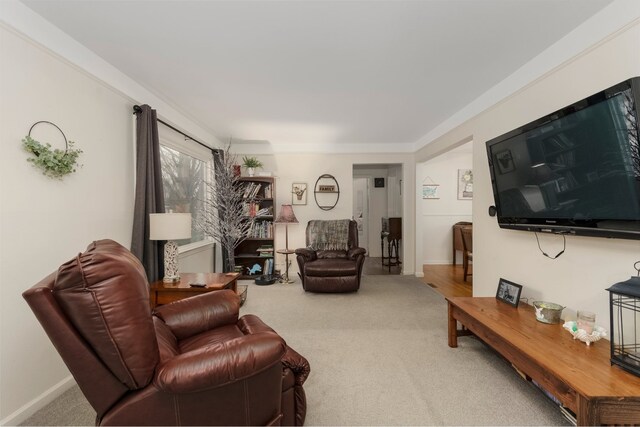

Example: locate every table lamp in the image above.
[149,213,192,283]
[275,204,298,283]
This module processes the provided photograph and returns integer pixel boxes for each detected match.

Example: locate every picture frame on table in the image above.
[496,278,523,307]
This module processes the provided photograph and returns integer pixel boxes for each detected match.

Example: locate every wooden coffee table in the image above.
[447,296,640,425]
[150,272,239,308]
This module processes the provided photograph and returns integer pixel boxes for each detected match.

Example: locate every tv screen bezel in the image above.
[486,77,640,240]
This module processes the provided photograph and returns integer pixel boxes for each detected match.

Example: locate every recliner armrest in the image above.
[294,248,317,262]
[347,247,366,260]
[154,289,239,340]
[154,333,286,393]
[282,346,311,386]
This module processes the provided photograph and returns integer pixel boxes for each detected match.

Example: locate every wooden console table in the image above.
[150,272,239,308]
[447,296,640,426]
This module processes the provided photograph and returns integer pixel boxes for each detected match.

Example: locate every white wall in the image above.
[415,21,640,327]
[0,26,135,423]
[0,25,218,424]
[417,143,472,265]
[387,164,403,217]
[179,244,216,273]
[249,154,415,275]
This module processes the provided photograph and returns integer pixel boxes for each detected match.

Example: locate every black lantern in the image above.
[606,275,640,377]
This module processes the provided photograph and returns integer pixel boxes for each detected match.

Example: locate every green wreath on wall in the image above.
[22,121,82,179]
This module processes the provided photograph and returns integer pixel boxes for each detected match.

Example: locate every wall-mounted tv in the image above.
[486,77,640,240]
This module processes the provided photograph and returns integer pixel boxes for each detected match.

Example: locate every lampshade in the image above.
[149,213,192,240]
[275,204,298,224]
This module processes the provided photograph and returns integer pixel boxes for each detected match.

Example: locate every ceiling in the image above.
[22,0,612,150]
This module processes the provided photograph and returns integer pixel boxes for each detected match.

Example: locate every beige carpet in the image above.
[22,275,569,426]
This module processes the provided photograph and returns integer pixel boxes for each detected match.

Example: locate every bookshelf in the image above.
[233,177,276,280]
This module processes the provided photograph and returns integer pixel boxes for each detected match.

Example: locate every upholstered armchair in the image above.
[295,219,366,293]
[23,239,310,426]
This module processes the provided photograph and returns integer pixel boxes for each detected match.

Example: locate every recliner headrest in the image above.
[53,239,159,389]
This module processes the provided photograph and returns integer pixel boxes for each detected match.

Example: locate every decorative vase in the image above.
[233,164,241,177]
[247,167,255,177]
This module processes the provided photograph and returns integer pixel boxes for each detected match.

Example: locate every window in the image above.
[158,126,212,247]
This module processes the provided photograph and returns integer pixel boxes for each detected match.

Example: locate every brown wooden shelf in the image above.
[233,176,276,275]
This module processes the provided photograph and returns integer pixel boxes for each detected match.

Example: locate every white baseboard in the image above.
[415,272,425,278]
[1,375,75,426]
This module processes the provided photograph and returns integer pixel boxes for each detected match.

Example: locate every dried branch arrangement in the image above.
[194,143,255,271]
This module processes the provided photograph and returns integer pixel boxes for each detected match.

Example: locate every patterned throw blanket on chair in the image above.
[308,219,350,251]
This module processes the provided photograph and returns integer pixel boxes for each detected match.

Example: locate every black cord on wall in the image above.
[534,232,566,259]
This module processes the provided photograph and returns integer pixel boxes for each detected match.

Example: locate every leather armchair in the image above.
[295,220,366,293]
[23,239,309,426]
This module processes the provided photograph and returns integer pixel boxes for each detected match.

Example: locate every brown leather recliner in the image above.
[23,239,310,426]
[295,220,366,293]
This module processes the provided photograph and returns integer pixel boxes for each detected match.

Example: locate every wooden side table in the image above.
[149,272,239,308]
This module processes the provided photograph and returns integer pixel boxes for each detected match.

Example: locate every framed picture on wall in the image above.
[457,169,473,200]
[422,184,439,199]
[292,183,307,205]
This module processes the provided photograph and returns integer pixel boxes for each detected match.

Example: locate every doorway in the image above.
[352,164,403,275]
[417,141,473,292]
[353,177,369,251]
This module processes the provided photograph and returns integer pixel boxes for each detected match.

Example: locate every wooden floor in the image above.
[421,264,472,298]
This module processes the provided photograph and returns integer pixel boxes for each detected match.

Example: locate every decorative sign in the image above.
[422,184,439,199]
[318,184,335,192]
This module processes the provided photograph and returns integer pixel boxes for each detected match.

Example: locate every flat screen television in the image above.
[486,77,640,240]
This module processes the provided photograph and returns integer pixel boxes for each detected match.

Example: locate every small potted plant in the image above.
[242,156,263,177]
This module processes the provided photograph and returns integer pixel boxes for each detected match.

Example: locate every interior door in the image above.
[352,177,369,252]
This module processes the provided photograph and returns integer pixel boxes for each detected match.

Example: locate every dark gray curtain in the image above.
[131,104,165,282]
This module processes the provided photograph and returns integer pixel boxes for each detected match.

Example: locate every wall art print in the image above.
[292,183,307,205]
[458,169,473,200]
[422,184,439,199]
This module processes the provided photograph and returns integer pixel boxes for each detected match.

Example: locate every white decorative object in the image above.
[562,321,607,346]
[150,213,192,283]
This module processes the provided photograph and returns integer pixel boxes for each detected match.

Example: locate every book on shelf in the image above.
[244,201,260,217]
[263,184,272,199]
[255,206,272,217]
[242,183,262,199]
[248,221,273,238]
[257,244,274,256]
[262,258,274,275]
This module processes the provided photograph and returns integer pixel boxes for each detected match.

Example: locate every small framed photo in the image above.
[374,177,385,188]
[496,278,523,307]
[292,183,307,205]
